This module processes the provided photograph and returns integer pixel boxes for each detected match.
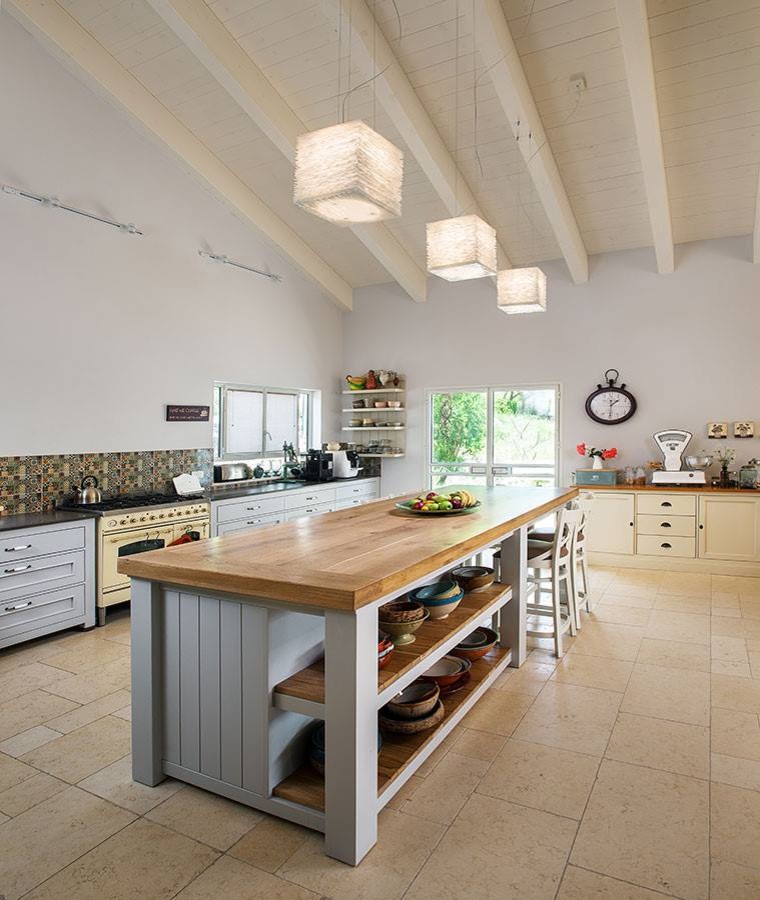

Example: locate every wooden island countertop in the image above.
[118,484,578,610]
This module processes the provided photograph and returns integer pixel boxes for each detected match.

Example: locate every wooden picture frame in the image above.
[707,422,728,439]
[734,421,755,439]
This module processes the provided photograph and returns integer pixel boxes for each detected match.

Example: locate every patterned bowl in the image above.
[379,599,426,623]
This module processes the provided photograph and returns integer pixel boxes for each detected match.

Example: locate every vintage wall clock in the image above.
[585,369,637,425]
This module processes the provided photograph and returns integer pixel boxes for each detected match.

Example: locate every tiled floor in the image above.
[1,566,760,898]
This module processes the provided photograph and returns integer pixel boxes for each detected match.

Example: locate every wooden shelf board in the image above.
[342,427,405,431]
[274,583,511,706]
[272,648,510,812]
[342,408,405,413]
[341,388,405,395]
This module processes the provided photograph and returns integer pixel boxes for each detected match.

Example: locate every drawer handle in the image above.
[305,496,317,501]
[4,544,32,552]
[246,520,262,525]
[246,506,261,511]
[305,508,316,513]
[660,542,672,549]
[4,600,32,611]
[660,522,672,528]
[661,501,672,507]
[4,564,32,574]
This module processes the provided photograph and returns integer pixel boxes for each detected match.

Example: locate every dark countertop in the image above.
[207,474,379,502]
[0,509,98,533]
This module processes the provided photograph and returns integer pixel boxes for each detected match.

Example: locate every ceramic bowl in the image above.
[352,399,366,409]
[412,579,461,601]
[450,565,496,593]
[386,680,440,719]
[451,626,498,662]
[379,699,445,734]
[349,419,363,427]
[379,611,429,646]
[379,599,426,623]
[374,400,388,409]
[421,655,471,687]
[378,644,394,669]
[387,400,402,409]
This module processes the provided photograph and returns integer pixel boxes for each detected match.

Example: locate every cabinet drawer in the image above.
[0,583,85,641]
[637,494,696,516]
[0,525,86,562]
[284,502,334,521]
[637,514,695,538]
[336,498,367,510]
[0,550,85,602]
[217,514,282,536]
[284,488,336,510]
[637,534,696,558]
[216,495,284,524]
[335,480,377,501]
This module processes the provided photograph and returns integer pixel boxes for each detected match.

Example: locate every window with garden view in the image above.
[428,387,559,489]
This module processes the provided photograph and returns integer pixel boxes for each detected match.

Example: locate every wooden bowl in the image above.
[421,655,471,687]
[450,627,498,661]
[379,612,429,646]
[386,681,440,719]
[379,599,426,623]
[379,699,445,734]
[450,565,496,593]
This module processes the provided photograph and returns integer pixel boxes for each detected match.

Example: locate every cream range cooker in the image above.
[62,493,209,625]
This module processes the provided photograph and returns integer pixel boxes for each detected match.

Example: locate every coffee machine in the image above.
[303,450,334,482]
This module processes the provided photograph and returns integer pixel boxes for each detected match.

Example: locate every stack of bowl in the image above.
[378,631,394,669]
[379,680,444,734]
[378,600,429,645]
[450,565,495,593]
[409,579,464,620]
[309,723,382,775]
[421,655,472,694]
[450,626,498,662]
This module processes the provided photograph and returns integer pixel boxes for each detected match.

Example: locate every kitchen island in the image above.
[119,484,577,865]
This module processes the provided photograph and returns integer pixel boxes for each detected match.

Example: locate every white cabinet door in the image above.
[698,496,760,561]
[586,493,635,555]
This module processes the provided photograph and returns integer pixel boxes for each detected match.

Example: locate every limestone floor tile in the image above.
[146,784,263,851]
[0,689,79,741]
[711,782,760,870]
[0,771,68,816]
[711,634,749,661]
[44,656,131,704]
[43,639,130,675]
[565,622,643,662]
[0,724,61,757]
[636,638,710,672]
[551,652,633,692]
[0,752,36,792]
[112,704,131,721]
[0,785,135,899]
[589,604,651,627]
[384,773,424,810]
[0,662,67,702]
[710,859,760,899]
[513,682,621,756]
[605,712,709,779]
[78,754,183,814]
[44,688,131,733]
[621,664,710,726]
[711,707,760,760]
[711,673,760,713]
[177,855,319,899]
[0,635,74,674]
[571,759,709,900]
[558,866,668,899]
[711,658,752,677]
[598,591,656,609]
[405,794,576,900]
[279,808,445,900]
[712,616,760,640]
[659,572,710,597]
[23,817,218,900]
[448,727,507,762]
[461,687,535,737]
[711,752,760,791]
[478,738,599,820]
[645,610,710,645]
[20,715,131,783]
[654,594,711,615]
[229,816,311,873]
[399,751,488,825]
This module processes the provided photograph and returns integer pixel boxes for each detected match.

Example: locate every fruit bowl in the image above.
[396,489,481,515]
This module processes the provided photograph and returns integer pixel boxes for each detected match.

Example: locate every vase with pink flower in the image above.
[577,443,618,470]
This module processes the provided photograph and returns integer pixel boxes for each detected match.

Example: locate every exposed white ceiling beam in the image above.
[6,0,354,311]
[319,0,512,270]
[473,0,588,284]
[616,0,674,274]
[144,0,427,303]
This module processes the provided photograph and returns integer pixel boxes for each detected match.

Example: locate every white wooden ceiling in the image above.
[10,0,760,306]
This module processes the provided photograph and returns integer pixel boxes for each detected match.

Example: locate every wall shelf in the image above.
[342,427,405,432]
[340,375,406,460]
[341,408,405,413]
[341,388,405,395]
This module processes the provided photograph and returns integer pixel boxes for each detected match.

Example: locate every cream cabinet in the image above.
[698,495,760,562]
[586,492,635,555]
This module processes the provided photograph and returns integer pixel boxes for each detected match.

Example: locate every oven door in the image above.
[102,525,175,593]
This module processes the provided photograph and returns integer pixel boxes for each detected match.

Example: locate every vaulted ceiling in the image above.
[9,0,760,309]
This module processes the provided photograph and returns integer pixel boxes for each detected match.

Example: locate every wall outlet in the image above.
[569,74,587,93]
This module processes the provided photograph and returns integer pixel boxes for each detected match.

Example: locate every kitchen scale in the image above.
[651,429,707,485]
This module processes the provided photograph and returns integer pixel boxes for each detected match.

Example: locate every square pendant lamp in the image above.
[293,120,403,225]
[497,267,547,314]
[426,214,497,281]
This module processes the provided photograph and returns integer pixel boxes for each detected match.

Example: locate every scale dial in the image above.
[585,369,637,425]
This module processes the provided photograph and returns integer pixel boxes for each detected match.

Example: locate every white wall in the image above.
[344,237,760,495]
[0,12,343,457]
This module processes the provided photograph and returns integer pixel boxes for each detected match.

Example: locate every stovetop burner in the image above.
[61,493,195,513]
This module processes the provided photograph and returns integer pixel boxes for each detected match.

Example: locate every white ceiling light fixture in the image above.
[497,267,547,315]
[427,214,497,280]
[293,120,403,226]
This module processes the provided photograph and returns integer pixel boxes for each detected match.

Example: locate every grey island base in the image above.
[119,485,577,865]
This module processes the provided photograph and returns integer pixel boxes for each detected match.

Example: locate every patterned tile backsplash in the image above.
[0,449,214,514]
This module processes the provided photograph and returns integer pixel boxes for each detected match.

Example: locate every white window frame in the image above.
[424,383,562,489]
[215,382,316,461]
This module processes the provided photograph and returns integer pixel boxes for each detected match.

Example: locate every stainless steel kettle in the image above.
[79,475,102,504]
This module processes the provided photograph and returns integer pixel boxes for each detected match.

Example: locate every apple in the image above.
[426,492,438,500]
